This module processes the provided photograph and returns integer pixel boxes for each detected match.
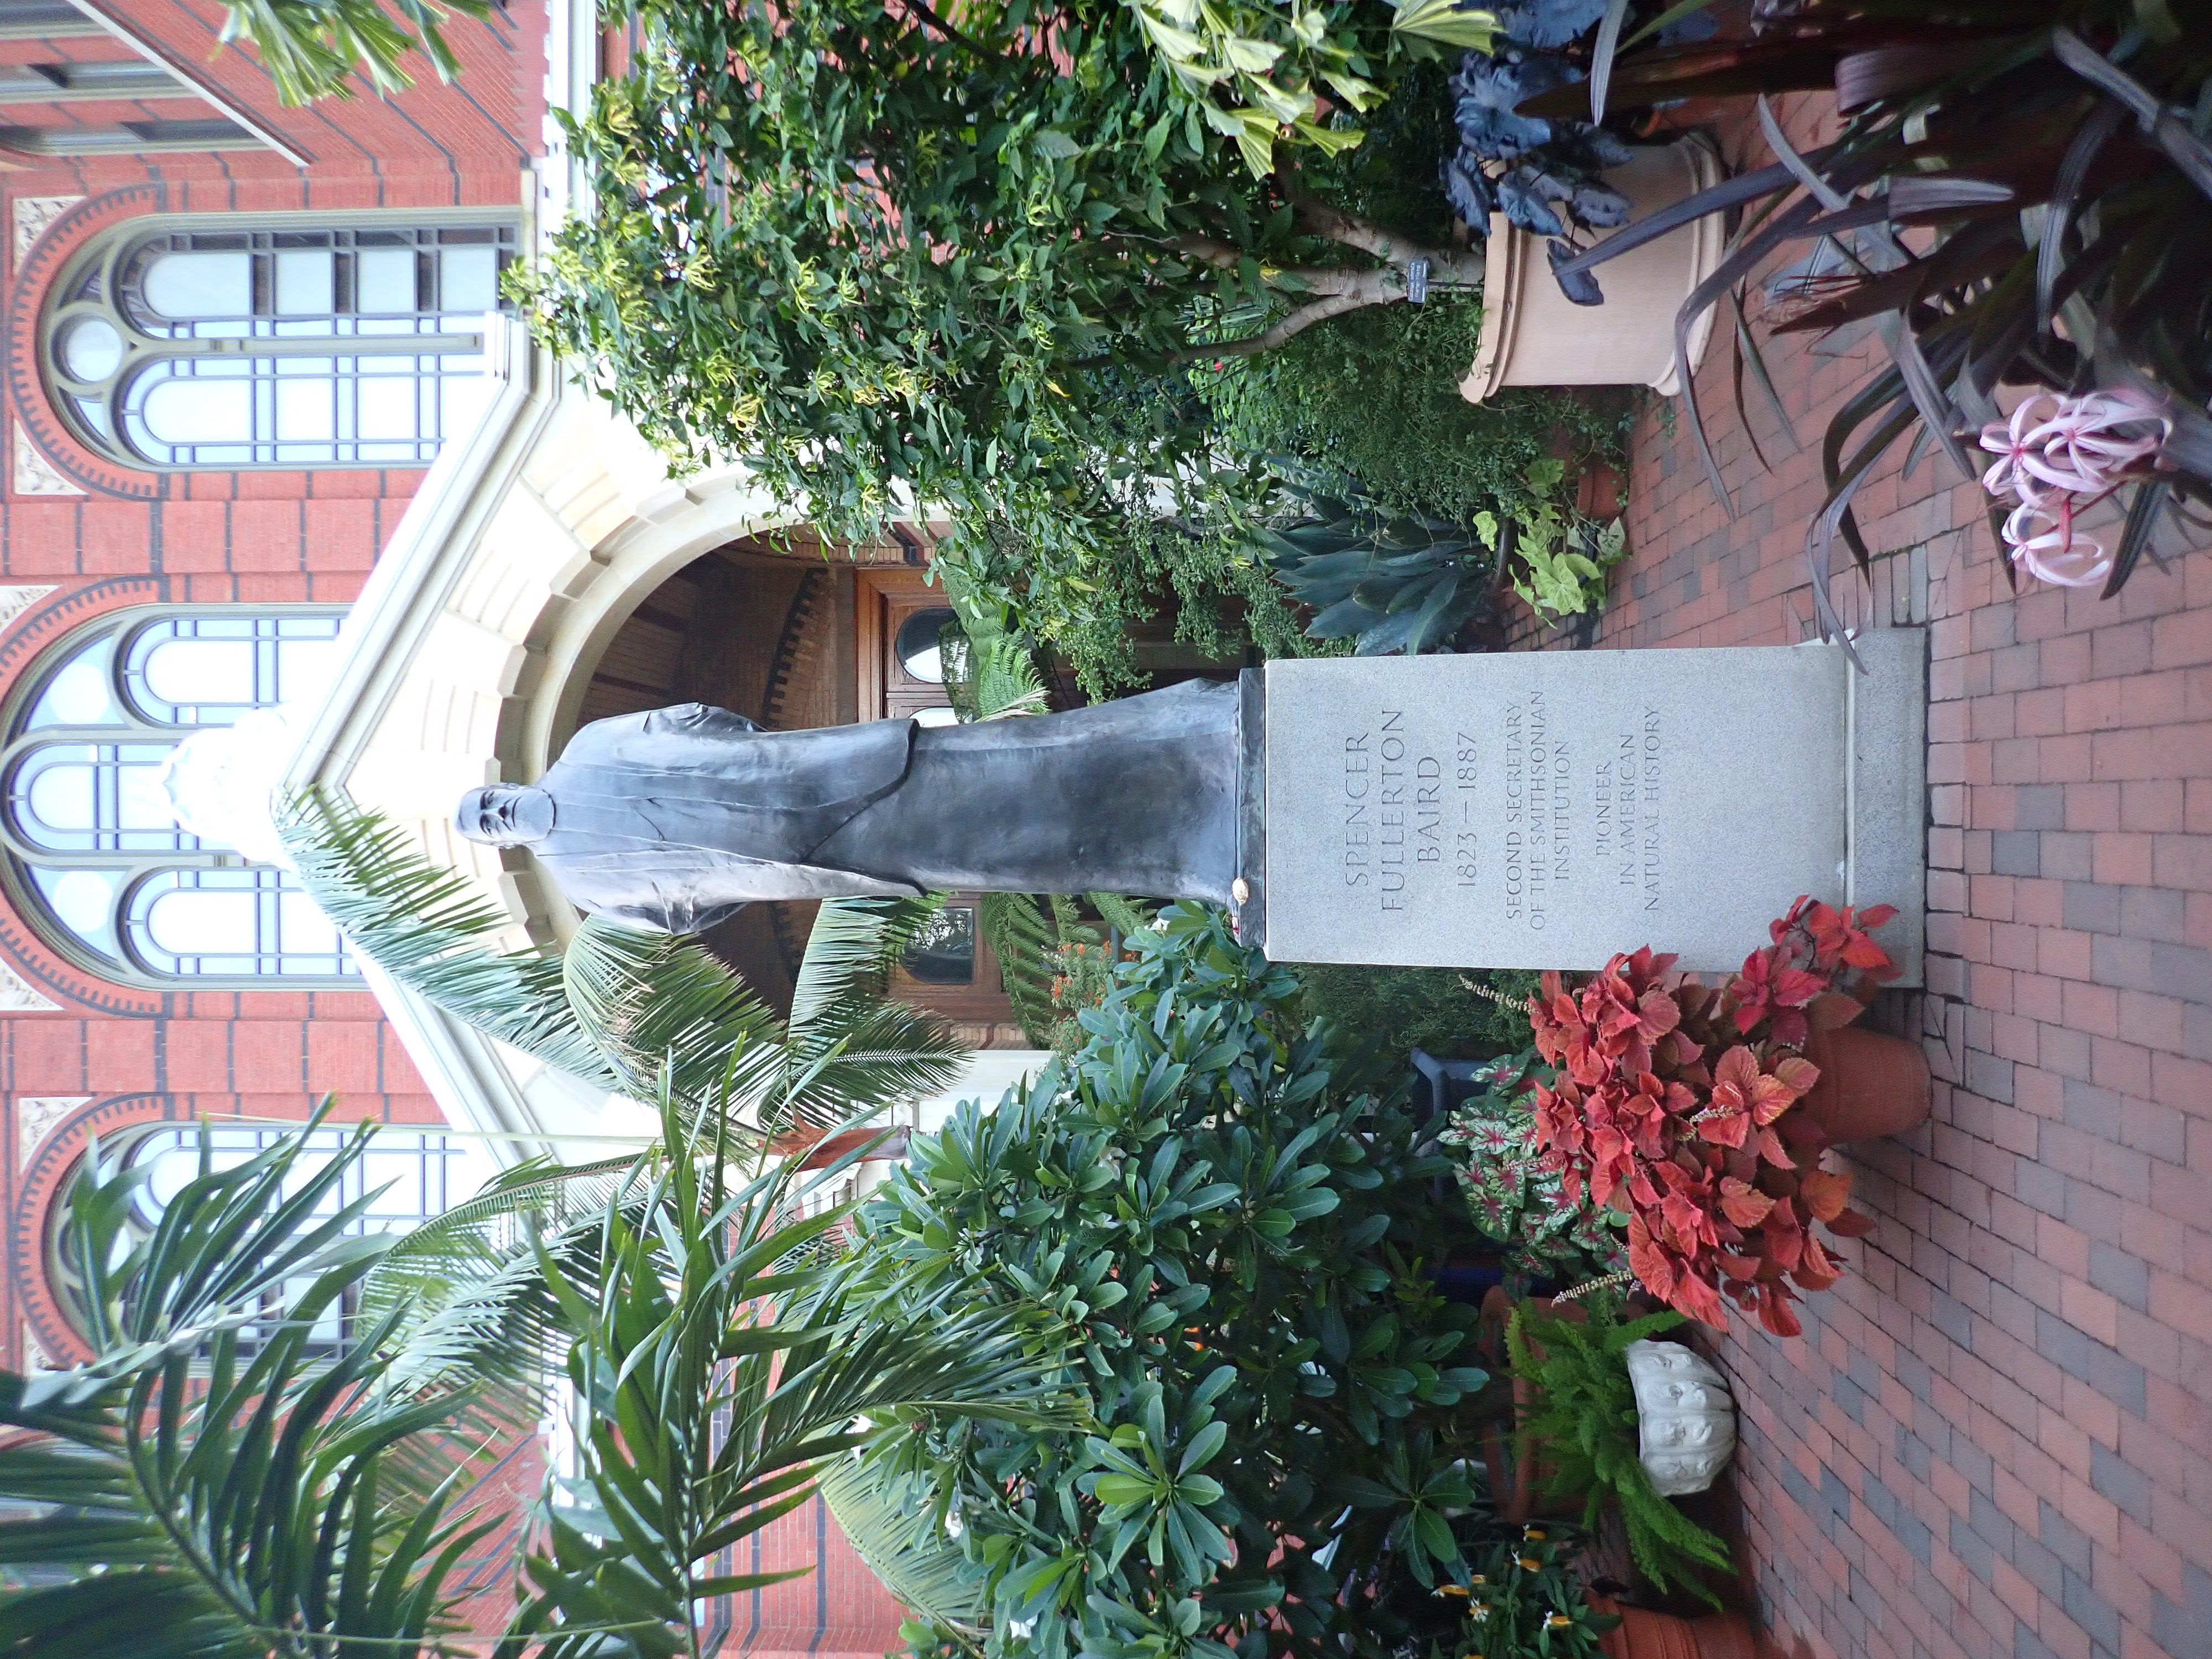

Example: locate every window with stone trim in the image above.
[40,215,518,470]
[0,607,357,984]
[41,1120,483,1355]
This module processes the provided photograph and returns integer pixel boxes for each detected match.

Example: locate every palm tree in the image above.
[0,1102,513,1657]
[276,788,968,1141]
[502,1093,1076,1658]
[217,0,492,105]
[0,1093,1076,1656]
[271,784,972,1360]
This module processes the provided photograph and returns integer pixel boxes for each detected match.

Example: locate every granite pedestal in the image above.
[1237,631,1926,983]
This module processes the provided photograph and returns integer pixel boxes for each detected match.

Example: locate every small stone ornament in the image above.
[1624,1338,1736,1496]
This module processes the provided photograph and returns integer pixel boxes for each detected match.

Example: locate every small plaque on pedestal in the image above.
[1239,631,1925,980]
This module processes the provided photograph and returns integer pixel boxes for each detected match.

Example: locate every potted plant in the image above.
[1551,1,2212,604]
[1527,898,1927,1336]
[1440,1050,1629,1295]
[1506,1295,1735,1607]
[1442,1,1729,400]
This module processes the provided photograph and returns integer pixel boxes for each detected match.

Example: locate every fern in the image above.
[1506,1294,1732,1605]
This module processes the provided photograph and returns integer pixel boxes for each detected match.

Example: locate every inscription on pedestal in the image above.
[1264,649,1860,971]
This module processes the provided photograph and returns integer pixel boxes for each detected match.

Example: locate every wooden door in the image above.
[857,568,962,728]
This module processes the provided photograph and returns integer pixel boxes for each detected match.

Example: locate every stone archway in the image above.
[335,394,820,947]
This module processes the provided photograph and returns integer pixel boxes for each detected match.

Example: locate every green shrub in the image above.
[1196,305,1625,530]
[953,509,1327,700]
[1299,964,1538,1063]
[849,905,1495,1659]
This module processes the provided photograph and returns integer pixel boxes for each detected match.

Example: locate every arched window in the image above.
[1,607,357,984]
[42,1121,479,1354]
[41,214,519,470]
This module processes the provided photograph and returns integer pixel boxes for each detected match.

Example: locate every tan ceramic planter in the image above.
[1460,135,1726,403]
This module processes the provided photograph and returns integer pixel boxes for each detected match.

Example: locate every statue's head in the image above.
[455,784,555,848]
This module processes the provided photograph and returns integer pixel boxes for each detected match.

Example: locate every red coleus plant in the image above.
[1528,898,1899,1338]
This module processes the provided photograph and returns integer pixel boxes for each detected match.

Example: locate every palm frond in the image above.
[782,898,969,1123]
[0,1112,503,1658]
[942,628,1050,724]
[277,789,618,1093]
[817,1447,989,1640]
[284,791,969,1136]
[504,1088,1081,1659]
[977,890,1061,1045]
[560,912,794,1118]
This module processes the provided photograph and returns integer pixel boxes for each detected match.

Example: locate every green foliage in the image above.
[1436,1053,1627,1293]
[278,790,967,1136]
[504,1093,1076,1658]
[1507,473,1629,623]
[1298,964,1538,1062]
[1258,495,1501,656]
[1196,302,1623,528]
[818,1446,991,1641]
[518,0,1482,619]
[847,905,1495,1659]
[218,0,491,104]
[957,510,1321,701]
[1449,1524,1619,1659]
[0,1104,505,1658]
[1506,1297,1731,1605]
[1125,0,1392,175]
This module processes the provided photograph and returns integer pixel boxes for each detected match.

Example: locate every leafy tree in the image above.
[518,0,1489,637]
[218,0,491,104]
[842,905,1495,1659]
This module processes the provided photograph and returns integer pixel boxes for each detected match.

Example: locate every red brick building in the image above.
[0,0,544,1371]
[0,6,936,1650]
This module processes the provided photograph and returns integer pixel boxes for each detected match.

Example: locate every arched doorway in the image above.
[570,528,1026,1047]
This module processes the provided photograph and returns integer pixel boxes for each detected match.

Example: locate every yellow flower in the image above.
[1523,1527,1547,1541]
[1469,1574,1486,1585]
[1436,1585,1470,1599]
[1547,1614,1573,1629]
[1519,1557,1541,1571]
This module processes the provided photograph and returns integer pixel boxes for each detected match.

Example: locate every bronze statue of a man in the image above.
[455,682,1241,934]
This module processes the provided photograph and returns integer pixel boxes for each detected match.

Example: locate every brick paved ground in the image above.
[1559,109,2212,1659]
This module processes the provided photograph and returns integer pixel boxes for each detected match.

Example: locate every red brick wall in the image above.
[0,3,545,1369]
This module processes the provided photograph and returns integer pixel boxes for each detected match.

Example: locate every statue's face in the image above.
[455,785,554,847]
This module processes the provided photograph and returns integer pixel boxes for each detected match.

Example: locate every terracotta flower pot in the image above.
[1590,1595,1760,1659]
[1798,1026,1932,1144]
[1459,136,1726,404]
[1477,1288,1590,1524]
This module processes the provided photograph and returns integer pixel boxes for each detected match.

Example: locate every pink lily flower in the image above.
[2002,498,2112,588]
